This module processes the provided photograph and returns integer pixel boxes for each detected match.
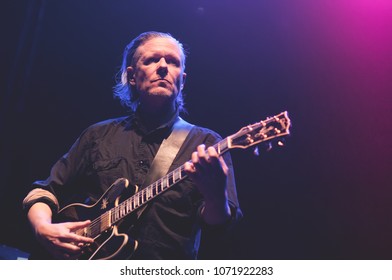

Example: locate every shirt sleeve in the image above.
[194,129,243,230]
[197,146,243,259]
[198,151,243,231]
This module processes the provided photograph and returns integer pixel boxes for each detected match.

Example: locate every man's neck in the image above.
[137,102,178,131]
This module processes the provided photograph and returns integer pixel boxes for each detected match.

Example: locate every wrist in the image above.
[28,202,53,229]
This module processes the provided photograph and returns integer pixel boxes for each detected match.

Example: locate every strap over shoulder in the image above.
[135,117,194,219]
[142,117,194,188]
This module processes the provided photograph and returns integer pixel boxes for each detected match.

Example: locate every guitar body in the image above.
[30,178,139,260]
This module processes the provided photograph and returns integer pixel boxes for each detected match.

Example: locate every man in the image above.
[23,31,242,259]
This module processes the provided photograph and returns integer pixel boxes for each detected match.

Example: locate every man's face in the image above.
[128,37,186,106]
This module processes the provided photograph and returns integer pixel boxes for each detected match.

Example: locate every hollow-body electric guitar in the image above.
[35,111,291,260]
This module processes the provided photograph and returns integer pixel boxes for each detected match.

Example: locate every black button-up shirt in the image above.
[27,111,242,259]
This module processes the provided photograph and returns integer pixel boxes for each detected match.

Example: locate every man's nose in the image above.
[157,58,168,77]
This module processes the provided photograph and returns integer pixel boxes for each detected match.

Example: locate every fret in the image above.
[156,181,159,194]
[181,167,187,179]
[146,187,151,200]
[179,167,184,179]
[138,192,143,205]
[116,209,120,222]
[168,173,174,185]
[144,188,148,200]
[112,209,115,222]
[106,211,111,227]
[173,169,180,182]
[130,197,135,209]
[152,184,157,196]
[114,208,119,221]
[154,183,158,196]
[144,190,148,203]
[150,187,154,199]
[125,199,131,213]
[120,203,125,217]
[155,181,160,193]
[173,171,177,183]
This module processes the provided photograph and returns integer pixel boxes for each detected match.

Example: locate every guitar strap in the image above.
[136,117,194,218]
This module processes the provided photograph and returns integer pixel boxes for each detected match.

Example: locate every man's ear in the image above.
[126,66,135,86]
[181,72,187,90]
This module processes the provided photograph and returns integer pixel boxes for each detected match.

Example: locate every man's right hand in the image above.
[28,202,94,259]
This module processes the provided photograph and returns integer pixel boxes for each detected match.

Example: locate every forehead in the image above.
[134,37,183,61]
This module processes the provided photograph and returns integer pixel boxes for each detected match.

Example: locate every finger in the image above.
[67,220,91,230]
[184,161,196,173]
[196,144,209,164]
[207,147,229,175]
[206,147,221,166]
[54,238,84,253]
[206,146,219,159]
[191,151,200,166]
[66,232,95,244]
[65,221,94,243]
[60,233,94,245]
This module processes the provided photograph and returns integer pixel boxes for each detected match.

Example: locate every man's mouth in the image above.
[152,78,171,84]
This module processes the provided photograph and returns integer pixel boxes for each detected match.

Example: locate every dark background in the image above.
[1,0,391,259]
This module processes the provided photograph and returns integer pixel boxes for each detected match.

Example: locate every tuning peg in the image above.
[277,139,285,147]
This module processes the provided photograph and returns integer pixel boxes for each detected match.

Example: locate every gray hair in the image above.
[113,31,187,112]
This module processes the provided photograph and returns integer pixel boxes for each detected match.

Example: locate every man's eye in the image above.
[144,58,155,65]
[167,59,180,66]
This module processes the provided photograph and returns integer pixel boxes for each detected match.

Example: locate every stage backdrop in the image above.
[1,0,391,259]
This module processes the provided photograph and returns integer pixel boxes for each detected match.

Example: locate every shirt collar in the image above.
[131,108,180,137]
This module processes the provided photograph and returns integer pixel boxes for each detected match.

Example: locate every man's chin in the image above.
[148,89,176,98]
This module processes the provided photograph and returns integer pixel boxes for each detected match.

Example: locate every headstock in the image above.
[228,111,291,150]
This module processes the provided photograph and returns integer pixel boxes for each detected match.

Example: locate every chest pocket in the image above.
[90,157,128,190]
